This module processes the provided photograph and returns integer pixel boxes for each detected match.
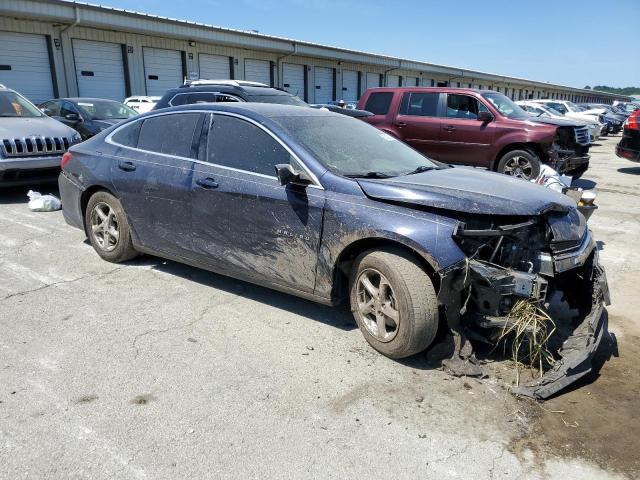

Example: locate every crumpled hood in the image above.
[0,116,77,139]
[357,167,575,216]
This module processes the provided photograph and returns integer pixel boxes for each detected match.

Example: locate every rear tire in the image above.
[349,248,439,359]
[85,191,137,263]
[497,149,541,180]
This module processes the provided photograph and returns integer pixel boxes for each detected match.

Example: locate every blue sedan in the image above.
[58,104,610,399]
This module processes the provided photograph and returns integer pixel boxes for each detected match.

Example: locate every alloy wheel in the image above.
[356,268,400,342]
[503,156,534,179]
[90,202,119,252]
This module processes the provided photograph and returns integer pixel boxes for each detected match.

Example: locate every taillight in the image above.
[61,151,72,170]
[626,110,639,130]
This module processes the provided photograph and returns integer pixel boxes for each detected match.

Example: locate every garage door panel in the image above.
[341,70,358,102]
[314,66,333,104]
[143,47,183,96]
[283,63,305,99]
[366,73,380,90]
[0,31,54,103]
[199,53,230,80]
[244,59,271,85]
[386,74,400,87]
[405,76,418,87]
[73,39,126,101]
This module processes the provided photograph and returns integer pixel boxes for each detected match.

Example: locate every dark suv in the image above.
[153,80,307,110]
[357,87,591,179]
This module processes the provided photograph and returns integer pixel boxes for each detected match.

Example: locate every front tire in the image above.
[497,149,541,180]
[349,248,439,359]
[85,191,137,263]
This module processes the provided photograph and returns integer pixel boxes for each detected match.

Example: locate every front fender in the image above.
[314,191,466,299]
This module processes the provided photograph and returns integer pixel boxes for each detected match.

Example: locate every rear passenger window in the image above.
[137,113,202,158]
[207,114,289,176]
[111,121,142,147]
[445,94,488,120]
[399,92,439,116]
[364,92,394,115]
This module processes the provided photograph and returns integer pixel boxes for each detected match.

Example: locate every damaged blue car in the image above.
[58,104,611,399]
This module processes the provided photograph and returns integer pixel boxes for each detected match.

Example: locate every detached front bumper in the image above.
[0,155,62,187]
[512,265,610,399]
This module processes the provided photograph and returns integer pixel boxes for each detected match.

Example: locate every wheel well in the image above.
[332,238,440,302]
[492,142,545,171]
[80,185,116,232]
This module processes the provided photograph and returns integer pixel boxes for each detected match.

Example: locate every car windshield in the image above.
[565,101,581,112]
[274,115,440,177]
[0,91,43,117]
[76,100,137,120]
[544,106,565,116]
[481,93,529,119]
[248,94,308,106]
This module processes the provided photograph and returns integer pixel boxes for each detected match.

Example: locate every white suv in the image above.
[531,100,605,141]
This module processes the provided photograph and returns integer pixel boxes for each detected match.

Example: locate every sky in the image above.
[98,0,639,88]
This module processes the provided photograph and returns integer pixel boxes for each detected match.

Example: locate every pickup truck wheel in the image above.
[349,248,438,359]
[497,150,541,180]
[85,191,137,263]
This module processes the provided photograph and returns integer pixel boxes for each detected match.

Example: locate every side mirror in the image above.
[477,111,493,122]
[65,113,80,122]
[274,164,311,186]
[41,108,52,116]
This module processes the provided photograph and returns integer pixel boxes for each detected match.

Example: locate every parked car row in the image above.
[616,108,640,162]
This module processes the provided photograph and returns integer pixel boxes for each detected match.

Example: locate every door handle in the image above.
[443,125,457,132]
[395,121,407,128]
[196,177,219,189]
[118,160,136,171]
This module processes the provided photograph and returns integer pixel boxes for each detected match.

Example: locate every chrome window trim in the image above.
[168,92,243,107]
[104,110,324,190]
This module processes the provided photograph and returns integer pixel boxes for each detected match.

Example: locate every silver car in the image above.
[0,85,80,187]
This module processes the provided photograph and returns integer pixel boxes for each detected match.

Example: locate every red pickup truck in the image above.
[357,87,591,179]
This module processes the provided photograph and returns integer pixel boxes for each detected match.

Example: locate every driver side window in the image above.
[60,101,78,118]
[445,94,488,119]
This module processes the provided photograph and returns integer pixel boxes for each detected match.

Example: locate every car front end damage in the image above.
[546,126,590,178]
[436,208,611,399]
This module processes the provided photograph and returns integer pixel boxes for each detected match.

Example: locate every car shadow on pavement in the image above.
[135,255,357,332]
[618,167,640,175]
[0,183,59,204]
[572,178,597,189]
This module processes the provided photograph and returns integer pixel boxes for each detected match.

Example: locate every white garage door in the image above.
[0,31,54,103]
[244,59,271,85]
[143,47,182,96]
[72,39,126,101]
[341,70,358,102]
[405,76,419,87]
[283,63,305,99]
[386,74,400,87]
[422,78,433,87]
[366,73,381,90]
[199,53,230,80]
[314,66,333,104]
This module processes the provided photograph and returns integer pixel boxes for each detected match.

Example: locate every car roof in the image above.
[56,97,124,103]
[153,102,337,119]
[170,84,292,96]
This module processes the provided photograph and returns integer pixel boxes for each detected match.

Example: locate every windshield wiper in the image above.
[344,171,394,179]
[402,165,437,176]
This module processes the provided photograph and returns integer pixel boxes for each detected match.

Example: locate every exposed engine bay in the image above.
[437,208,611,399]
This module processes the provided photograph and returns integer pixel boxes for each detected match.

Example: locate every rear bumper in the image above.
[58,171,85,230]
[616,145,640,162]
[0,155,62,187]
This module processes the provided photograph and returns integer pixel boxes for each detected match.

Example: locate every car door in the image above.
[438,93,495,166]
[108,111,205,258]
[190,112,325,293]
[392,91,444,159]
[57,101,93,139]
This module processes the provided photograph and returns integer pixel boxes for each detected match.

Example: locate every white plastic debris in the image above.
[27,190,61,212]
[531,164,572,193]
